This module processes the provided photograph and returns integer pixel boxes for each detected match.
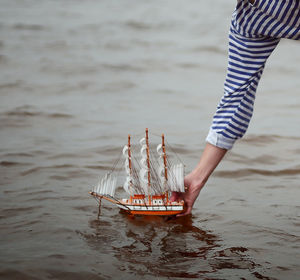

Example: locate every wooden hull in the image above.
[121,209,183,216]
[117,203,184,216]
[89,192,184,216]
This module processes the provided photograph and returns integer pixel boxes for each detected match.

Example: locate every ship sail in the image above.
[94,173,117,197]
[168,163,185,192]
[123,144,134,194]
[156,143,166,185]
[139,137,150,195]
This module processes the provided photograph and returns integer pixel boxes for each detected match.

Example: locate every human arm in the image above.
[171,1,282,216]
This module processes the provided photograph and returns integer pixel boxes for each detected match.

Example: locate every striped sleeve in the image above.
[206,0,300,150]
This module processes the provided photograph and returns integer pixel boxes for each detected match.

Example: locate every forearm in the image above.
[189,143,227,188]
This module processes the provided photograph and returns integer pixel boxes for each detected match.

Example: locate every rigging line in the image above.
[128,132,144,139]
[151,165,164,193]
[109,196,131,211]
[165,139,184,165]
[166,157,178,191]
[132,155,144,193]
[113,151,125,190]
[93,196,98,203]
[148,147,162,193]
[148,131,184,165]
[147,152,168,207]
[149,131,164,138]
[153,140,171,198]
[131,156,141,178]
[152,144,169,193]
[110,149,123,173]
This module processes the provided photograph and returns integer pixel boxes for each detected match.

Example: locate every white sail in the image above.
[125,158,130,174]
[140,157,148,169]
[110,176,117,196]
[139,139,150,193]
[123,143,132,194]
[139,137,146,146]
[122,145,128,157]
[139,168,149,195]
[158,164,166,184]
[123,180,129,193]
[123,176,134,194]
[156,143,163,155]
[168,163,184,192]
[157,144,167,184]
[95,173,117,197]
[104,174,108,195]
[139,169,148,184]
[140,144,147,157]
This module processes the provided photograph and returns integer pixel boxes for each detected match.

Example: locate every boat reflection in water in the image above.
[84,214,260,279]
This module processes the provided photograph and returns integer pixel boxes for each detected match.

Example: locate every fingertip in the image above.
[169,193,177,202]
[176,213,187,217]
[176,206,192,217]
[176,211,190,217]
[170,191,183,202]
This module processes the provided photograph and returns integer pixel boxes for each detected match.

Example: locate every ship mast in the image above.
[162,134,169,201]
[128,134,132,172]
[145,128,151,203]
[128,134,133,203]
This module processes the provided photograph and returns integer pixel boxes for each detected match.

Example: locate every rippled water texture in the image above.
[1,0,300,279]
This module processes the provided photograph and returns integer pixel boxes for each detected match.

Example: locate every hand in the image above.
[170,143,227,217]
[170,171,205,217]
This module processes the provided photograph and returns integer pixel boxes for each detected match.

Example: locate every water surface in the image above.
[0,0,299,279]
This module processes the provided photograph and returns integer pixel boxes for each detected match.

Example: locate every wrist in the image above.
[191,167,209,187]
[186,168,207,191]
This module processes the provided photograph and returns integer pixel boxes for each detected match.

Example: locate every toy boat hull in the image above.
[117,203,184,216]
[89,192,184,216]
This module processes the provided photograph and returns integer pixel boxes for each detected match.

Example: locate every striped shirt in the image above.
[206,0,300,149]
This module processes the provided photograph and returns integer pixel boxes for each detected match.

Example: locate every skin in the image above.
[170,143,227,217]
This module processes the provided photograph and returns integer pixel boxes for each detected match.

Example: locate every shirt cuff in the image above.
[206,128,236,150]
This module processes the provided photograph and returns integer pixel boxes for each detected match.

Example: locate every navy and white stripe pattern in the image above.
[207,0,300,149]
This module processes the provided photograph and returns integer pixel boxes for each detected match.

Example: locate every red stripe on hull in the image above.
[124,210,183,216]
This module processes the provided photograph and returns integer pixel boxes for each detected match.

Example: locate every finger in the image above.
[169,192,178,202]
[184,177,190,186]
[169,191,183,202]
[176,206,192,217]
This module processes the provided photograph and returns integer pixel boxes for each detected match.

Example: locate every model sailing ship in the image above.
[89,129,185,216]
